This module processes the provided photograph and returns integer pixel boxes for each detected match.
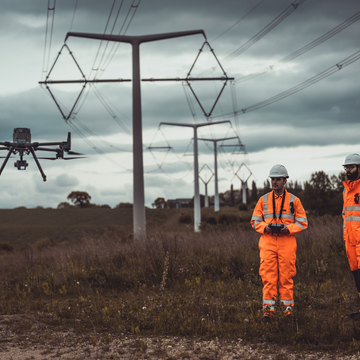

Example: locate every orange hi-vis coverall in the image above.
[251,190,308,313]
[343,178,360,294]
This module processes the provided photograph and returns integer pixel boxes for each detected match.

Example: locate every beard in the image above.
[346,169,359,180]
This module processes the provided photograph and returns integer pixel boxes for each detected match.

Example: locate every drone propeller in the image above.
[67,150,83,156]
[37,156,86,161]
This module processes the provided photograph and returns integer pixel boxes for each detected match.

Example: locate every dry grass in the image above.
[0,213,359,357]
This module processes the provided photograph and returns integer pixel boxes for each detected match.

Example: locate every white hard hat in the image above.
[343,153,360,166]
[268,164,289,178]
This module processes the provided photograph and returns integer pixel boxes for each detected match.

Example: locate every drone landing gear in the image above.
[29,147,47,182]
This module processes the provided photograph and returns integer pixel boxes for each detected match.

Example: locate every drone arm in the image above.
[0,148,14,176]
[28,147,47,182]
[35,147,59,152]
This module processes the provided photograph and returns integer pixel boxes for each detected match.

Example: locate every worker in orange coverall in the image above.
[342,153,360,318]
[251,164,308,317]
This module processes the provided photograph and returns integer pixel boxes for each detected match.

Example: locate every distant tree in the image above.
[115,202,133,208]
[67,191,91,208]
[250,180,258,202]
[57,202,72,209]
[331,172,346,193]
[188,195,205,208]
[152,197,166,209]
[262,179,271,195]
[230,184,234,206]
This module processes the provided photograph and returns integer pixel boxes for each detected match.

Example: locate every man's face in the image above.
[344,164,359,181]
[271,177,287,193]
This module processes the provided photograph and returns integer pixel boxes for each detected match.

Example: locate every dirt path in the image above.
[0,315,357,359]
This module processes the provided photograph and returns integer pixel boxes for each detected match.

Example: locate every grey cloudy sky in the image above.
[0,0,359,209]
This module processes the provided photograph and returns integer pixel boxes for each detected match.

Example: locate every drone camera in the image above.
[14,160,28,170]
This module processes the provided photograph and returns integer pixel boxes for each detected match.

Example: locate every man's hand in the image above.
[280,225,290,235]
[265,224,272,233]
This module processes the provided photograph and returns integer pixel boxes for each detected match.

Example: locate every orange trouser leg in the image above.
[345,239,360,271]
[259,235,279,304]
[278,237,297,305]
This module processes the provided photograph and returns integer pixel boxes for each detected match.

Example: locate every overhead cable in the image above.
[212,49,360,119]
[41,0,56,82]
[199,0,306,79]
[211,0,266,43]
[236,10,360,84]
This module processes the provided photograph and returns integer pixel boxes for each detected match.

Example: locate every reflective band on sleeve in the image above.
[251,216,263,222]
[263,299,276,305]
[345,216,360,222]
[253,221,260,229]
[263,193,268,215]
[295,217,308,223]
[295,221,306,230]
[344,206,360,212]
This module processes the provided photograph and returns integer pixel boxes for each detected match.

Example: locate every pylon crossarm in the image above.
[45,83,86,120]
[187,41,208,76]
[186,81,208,116]
[142,77,233,82]
[44,44,86,84]
[39,79,131,84]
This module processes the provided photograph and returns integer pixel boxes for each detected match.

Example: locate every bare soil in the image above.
[0,315,358,360]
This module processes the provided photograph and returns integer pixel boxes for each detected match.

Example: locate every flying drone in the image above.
[0,128,84,182]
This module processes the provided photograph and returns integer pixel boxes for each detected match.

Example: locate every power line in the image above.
[69,0,79,32]
[235,10,360,84]
[211,0,266,43]
[41,0,56,82]
[223,0,306,65]
[212,49,360,119]
[199,0,306,78]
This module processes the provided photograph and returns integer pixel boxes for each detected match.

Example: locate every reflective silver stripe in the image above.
[263,193,269,214]
[253,221,260,229]
[263,299,275,305]
[295,222,306,230]
[264,213,294,219]
[295,217,308,223]
[251,216,263,221]
[344,206,360,212]
[281,300,294,305]
[290,194,295,203]
[281,214,295,220]
[345,216,360,222]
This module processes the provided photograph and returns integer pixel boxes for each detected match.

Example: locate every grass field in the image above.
[0,207,360,357]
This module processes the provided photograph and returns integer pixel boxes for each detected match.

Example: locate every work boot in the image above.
[263,309,276,321]
[283,305,294,317]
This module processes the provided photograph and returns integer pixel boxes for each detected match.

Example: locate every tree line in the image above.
[246,170,345,216]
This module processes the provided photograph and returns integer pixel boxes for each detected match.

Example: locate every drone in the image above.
[0,128,84,182]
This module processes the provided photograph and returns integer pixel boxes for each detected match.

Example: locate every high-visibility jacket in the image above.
[343,178,360,271]
[251,190,307,310]
[251,189,308,235]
